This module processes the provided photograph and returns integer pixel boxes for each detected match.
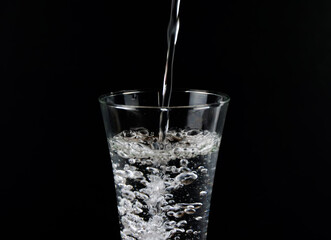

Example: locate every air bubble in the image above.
[177,203,189,208]
[122,190,135,201]
[164,194,173,199]
[146,167,159,174]
[114,175,125,184]
[192,203,203,209]
[124,185,133,190]
[140,180,148,186]
[174,211,185,218]
[171,166,178,173]
[167,211,175,217]
[176,220,187,227]
[175,172,198,185]
[137,128,149,136]
[118,206,126,216]
[180,159,188,167]
[122,130,134,138]
[165,186,175,191]
[135,192,148,200]
[134,201,143,208]
[187,129,200,136]
[200,191,208,196]
[201,168,208,174]
[128,158,136,164]
[115,170,126,177]
[184,208,196,214]
[132,171,144,180]
[133,207,143,214]
[179,167,191,173]
[186,229,193,234]
[176,228,185,233]
[164,220,176,229]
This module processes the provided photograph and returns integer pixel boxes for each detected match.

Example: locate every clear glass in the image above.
[99,89,230,240]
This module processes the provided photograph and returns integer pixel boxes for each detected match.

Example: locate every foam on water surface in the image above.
[109,128,221,163]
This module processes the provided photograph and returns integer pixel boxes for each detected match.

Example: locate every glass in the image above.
[99,89,230,240]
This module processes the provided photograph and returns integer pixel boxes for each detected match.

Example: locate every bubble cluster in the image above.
[109,128,221,240]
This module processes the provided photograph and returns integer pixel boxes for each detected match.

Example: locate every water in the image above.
[159,0,181,142]
[108,128,221,240]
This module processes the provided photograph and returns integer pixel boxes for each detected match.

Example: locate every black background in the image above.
[1,0,331,239]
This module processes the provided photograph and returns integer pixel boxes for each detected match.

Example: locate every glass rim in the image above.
[98,89,230,110]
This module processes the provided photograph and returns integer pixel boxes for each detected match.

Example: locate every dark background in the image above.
[1,0,330,239]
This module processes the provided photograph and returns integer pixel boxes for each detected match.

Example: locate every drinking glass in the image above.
[99,89,230,240]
